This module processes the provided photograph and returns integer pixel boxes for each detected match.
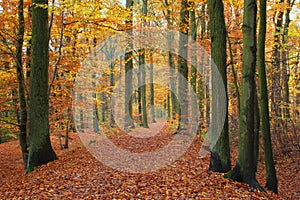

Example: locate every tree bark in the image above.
[177,0,189,131]
[164,0,178,121]
[258,0,278,193]
[16,0,29,169]
[27,0,57,172]
[208,0,231,172]
[149,51,156,123]
[225,0,263,190]
[124,0,135,130]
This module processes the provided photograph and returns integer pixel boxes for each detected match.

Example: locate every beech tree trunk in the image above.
[124,0,135,130]
[208,0,231,172]
[177,0,189,131]
[258,0,278,193]
[225,0,262,190]
[27,0,57,172]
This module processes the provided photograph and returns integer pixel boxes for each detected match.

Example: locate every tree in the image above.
[27,0,57,172]
[177,0,189,131]
[16,0,28,168]
[225,0,262,189]
[258,0,278,193]
[207,0,231,172]
[164,0,178,121]
[139,0,149,128]
[149,51,156,123]
[124,0,135,130]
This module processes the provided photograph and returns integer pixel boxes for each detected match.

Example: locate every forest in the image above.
[0,0,299,199]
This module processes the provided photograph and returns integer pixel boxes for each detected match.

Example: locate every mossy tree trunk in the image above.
[207,0,231,172]
[225,0,263,190]
[27,0,57,172]
[258,0,278,193]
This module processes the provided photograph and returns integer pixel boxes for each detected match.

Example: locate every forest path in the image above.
[0,127,298,199]
[129,118,171,138]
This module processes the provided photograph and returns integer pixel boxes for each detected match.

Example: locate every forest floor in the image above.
[0,121,299,199]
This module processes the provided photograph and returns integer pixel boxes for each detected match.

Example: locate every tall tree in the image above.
[270,0,284,117]
[281,0,295,119]
[177,0,189,131]
[16,0,28,168]
[139,0,149,128]
[207,0,231,172]
[258,0,278,193]
[124,0,135,130]
[27,0,57,172]
[225,0,262,190]
[164,0,177,120]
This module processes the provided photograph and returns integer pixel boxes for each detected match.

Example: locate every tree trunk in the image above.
[281,0,294,119]
[258,0,278,193]
[16,0,29,169]
[124,0,135,130]
[207,0,231,172]
[190,7,199,123]
[190,8,197,94]
[139,50,149,128]
[253,88,260,172]
[177,0,189,131]
[225,0,263,190]
[149,51,156,123]
[270,0,284,118]
[25,5,32,79]
[164,0,177,121]
[27,0,57,172]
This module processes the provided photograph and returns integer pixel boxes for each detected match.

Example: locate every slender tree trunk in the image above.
[281,0,294,119]
[25,5,32,79]
[271,0,284,118]
[205,75,210,126]
[253,88,260,172]
[207,0,231,172]
[227,35,240,112]
[164,0,177,121]
[149,51,156,123]
[190,7,197,94]
[16,0,29,169]
[190,6,199,124]
[124,0,135,129]
[177,0,189,131]
[137,67,142,125]
[27,0,57,172]
[139,50,149,128]
[258,0,278,193]
[109,62,116,127]
[199,3,206,40]
[167,93,171,119]
[139,0,148,128]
